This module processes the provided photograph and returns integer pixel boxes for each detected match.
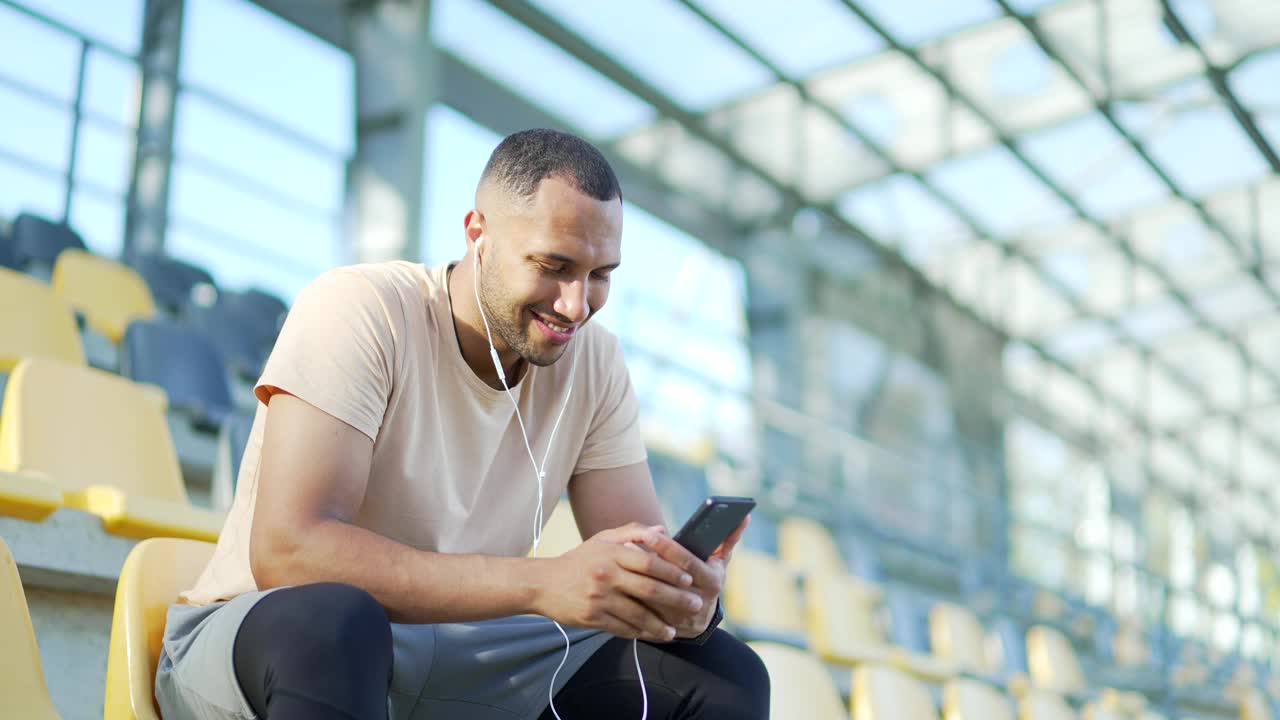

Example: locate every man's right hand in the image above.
[532,523,705,643]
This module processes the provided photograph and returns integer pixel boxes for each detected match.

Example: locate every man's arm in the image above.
[250,393,696,641]
[568,461,666,539]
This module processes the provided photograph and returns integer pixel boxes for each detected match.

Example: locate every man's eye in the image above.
[592,271,612,281]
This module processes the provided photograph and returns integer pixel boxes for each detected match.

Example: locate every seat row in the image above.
[1,212,285,380]
[3,506,1276,718]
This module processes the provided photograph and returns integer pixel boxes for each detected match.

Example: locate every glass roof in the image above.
[475,0,1280,543]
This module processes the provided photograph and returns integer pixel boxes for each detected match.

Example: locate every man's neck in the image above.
[445,262,524,390]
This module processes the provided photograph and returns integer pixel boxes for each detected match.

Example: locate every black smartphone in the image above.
[672,496,756,561]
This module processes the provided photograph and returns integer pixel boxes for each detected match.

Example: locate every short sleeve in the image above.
[255,268,396,441]
[573,332,647,474]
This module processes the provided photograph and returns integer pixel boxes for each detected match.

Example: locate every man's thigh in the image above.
[156,589,611,720]
[537,630,770,720]
[155,589,281,720]
[389,616,611,720]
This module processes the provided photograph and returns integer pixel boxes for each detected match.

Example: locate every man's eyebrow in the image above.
[532,252,621,271]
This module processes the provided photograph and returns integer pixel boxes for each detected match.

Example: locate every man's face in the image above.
[476,176,623,367]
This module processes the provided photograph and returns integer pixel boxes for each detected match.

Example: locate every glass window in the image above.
[182,0,354,153]
[18,0,142,54]
[690,0,883,77]
[526,0,773,110]
[433,0,654,139]
[856,0,1000,47]
[0,3,83,102]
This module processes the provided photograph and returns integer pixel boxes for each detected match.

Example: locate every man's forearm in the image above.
[253,518,546,624]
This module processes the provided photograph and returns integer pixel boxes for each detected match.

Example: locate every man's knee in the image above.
[295,582,391,656]
[235,583,393,718]
[245,582,392,668]
[700,630,771,717]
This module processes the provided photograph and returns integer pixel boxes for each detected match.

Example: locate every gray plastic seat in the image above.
[11,212,87,272]
[132,254,216,315]
[121,318,233,432]
[182,298,268,380]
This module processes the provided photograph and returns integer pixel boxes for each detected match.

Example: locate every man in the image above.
[156,128,770,720]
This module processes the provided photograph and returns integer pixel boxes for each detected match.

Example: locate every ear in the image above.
[464,209,485,253]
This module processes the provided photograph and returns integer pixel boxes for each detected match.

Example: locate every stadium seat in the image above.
[52,250,157,344]
[931,602,998,675]
[806,569,955,679]
[131,254,215,315]
[853,663,939,720]
[10,212,86,275]
[183,299,268,380]
[532,499,582,557]
[0,267,86,372]
[1020,690,1077,720]
[943,677,1014,720]
[723,548,807,646]
[0,225,16,270]
[1026,625,1087,695]
[121,319,233,432]
[223,288,287,341]
[777,516,845,576]
[0,467,63,523]
[104,538,216,720]
[1080,700,1126,720]
[1240,688,1272,720]
[747,641,846,720]
[0,358,224,542]
[0,537,62,719]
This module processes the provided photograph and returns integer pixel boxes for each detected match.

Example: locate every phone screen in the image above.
[672,496,756,561]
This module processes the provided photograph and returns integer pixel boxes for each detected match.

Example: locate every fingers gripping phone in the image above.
[672,496,756,561]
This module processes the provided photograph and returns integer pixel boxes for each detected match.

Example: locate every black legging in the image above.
[233,582,770,720]
[537,627,770,719]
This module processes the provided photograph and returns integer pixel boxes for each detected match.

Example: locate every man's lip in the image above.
[532,312,577,333]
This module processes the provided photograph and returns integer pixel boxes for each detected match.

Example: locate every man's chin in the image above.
[525,343,570,368]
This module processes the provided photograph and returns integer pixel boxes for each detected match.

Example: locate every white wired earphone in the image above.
[471,236,649,720]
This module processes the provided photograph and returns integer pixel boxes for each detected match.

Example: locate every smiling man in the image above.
[155,129,770,720]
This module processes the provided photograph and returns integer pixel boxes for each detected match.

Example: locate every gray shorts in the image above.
[155,589,612,720]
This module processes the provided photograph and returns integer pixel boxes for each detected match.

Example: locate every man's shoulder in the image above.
[302,261,436,306]
[326,260,434,291]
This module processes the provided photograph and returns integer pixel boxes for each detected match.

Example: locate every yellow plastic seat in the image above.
[1026,625,1087,695]
[52,249,156,344]
[748,642,846,720]
[944,677,1014,720]
[1110,620,1152,669]
[931,601,997,675]
[530,499,582,557]
[0,359,223,541]
[1240,688,1271,720]
[777,516,845,576]
[723,549,806,637]
[0,267,86,371]
[0,467,63,522]
[807,569,955,679]
[1080,703,1127,720]
[0,537,62,719]
[104,538,216,720]
[854,663,940,720]
[1020,690,1077,720]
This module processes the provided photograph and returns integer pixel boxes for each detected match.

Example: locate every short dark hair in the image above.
[480,128,622,203]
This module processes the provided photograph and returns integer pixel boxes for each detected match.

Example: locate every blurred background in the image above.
[0,0,1278,718]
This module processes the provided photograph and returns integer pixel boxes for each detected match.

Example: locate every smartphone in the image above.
[672,496,756,561]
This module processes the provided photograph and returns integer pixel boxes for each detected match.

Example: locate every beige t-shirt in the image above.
[183,261,646,606]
